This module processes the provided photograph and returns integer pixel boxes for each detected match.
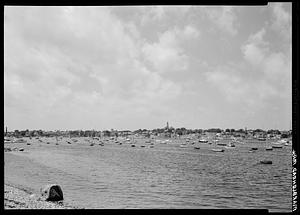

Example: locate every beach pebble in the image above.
[40,184,63,201]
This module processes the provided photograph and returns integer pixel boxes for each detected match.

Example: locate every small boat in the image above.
[260,160,272,164]
[272,145,283,149]
[67,141,72,144]
[149,145,154,148]
[199,139,208,143]
[131,144,136,147]
[55,143,59,145]
[90,143,94,146]
[251,147,258,150]
[225,143,235,148]
[212,149,224,152]
[217,143,227,146]
[27,143,31,145]
[180,144,188,148]
[140,145,145,148]
[194,147,200,150]
[266,147,273,151]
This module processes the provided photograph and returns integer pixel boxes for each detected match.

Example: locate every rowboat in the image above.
[212,149,224,152]
[260,160,272,164]
[199,139,208,143]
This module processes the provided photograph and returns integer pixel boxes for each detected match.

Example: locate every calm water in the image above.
[4,137,292,211]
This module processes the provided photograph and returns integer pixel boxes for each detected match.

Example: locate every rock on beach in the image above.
[4,184,72,209]
[40,184,64,201]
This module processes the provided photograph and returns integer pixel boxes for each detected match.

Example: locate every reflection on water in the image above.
[4,138,292,211]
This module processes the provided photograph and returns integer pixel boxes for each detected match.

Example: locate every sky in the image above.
[4,4,292,131]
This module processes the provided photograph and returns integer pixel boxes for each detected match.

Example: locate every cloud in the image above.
[142,25,199,73]
[140,6,166,26]
[206,23,291,112]
[139,6,192,27]
[4,6,292,130]
[204,64,281,113]
[241,27,291,91]
[5,6,184,129]
[205,6,238,36]
[270,3,291,41]
[241,28,268,66]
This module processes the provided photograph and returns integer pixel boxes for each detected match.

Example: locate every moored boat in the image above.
[260,160,272,164]
[272,145,283,149]
[199,139,208,143]
[266,147,273,151]
[225,142,235,148]
[212,149,224,152]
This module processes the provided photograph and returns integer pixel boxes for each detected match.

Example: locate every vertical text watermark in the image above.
[292,149,297,212]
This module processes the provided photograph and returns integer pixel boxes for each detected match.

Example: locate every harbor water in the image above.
[4,138,292,211]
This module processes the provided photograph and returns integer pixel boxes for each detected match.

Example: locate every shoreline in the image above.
[4,183,78,209]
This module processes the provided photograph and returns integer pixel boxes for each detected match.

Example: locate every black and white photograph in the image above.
[4,4,294,212]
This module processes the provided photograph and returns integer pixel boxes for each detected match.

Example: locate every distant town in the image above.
[4,122,292,140]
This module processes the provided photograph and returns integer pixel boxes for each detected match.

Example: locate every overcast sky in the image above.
[4,4,292,131]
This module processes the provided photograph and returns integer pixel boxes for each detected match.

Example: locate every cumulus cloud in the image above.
[142,25,199,73]
[4,5,292,130]
[204,64,280,113]
[241,28,268,66]
[270,2,291,41]
[206,22,291,113]
[140,6,166,25]
[205,6,238,36]
[4,6,184,129]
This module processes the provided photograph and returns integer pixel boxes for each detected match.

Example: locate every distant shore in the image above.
[4,184,76,209]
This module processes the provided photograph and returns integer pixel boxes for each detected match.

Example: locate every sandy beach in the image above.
[4,184,74,209]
